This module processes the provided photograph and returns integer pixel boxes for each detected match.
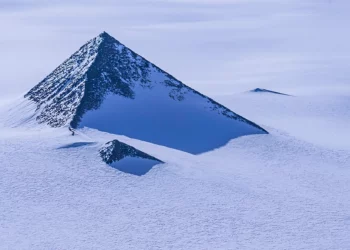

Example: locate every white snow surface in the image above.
[217,91,350,151]
[0,84,350,249]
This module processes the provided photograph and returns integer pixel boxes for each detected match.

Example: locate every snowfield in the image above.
[1,0,350,248]
[1,87,349,249]
[218,91,350,152]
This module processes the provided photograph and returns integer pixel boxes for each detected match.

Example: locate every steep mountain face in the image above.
[24,32,267,153]
[25,35,103,127]
[100,140,163,176]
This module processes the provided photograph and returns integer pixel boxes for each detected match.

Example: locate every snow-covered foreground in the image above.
[1,91,350,249]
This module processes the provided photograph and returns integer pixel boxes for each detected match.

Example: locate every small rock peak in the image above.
[250,88,290,96]
[97,31,121,45]
[99,31,111,38]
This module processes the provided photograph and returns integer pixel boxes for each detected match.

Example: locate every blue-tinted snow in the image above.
[79,85,265,154]
[110,156,161,176]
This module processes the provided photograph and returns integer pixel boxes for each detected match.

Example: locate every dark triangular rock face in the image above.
[24,32,268,154]
[100,140,163,164]
[25,32,145,127]
[100,140,163,176]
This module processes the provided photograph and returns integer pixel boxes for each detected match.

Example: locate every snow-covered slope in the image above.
[217,91,350,151]
[0,118,349,249]
[19,32,267,154]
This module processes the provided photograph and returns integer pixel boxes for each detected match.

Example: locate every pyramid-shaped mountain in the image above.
[25,32,267,154]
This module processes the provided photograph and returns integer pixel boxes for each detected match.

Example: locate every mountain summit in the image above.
[23,32,267,153]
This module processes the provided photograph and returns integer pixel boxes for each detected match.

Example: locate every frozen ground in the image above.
[0,86,350,249]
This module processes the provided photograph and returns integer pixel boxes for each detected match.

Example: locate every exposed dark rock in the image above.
[100,140,163,164]
[100,140,163,176]
[250,88,290,96]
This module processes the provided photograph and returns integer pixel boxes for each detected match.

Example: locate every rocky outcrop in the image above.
[100,140,163,164]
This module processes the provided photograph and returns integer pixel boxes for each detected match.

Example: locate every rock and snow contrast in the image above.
[1,25,350,250]
[100,140,163,176]
[250,88,290,96]
[18,32,267,154]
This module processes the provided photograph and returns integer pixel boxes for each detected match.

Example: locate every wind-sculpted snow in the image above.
[100,140,163,175]
[23,32,267,153]
[0,125,349,249]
